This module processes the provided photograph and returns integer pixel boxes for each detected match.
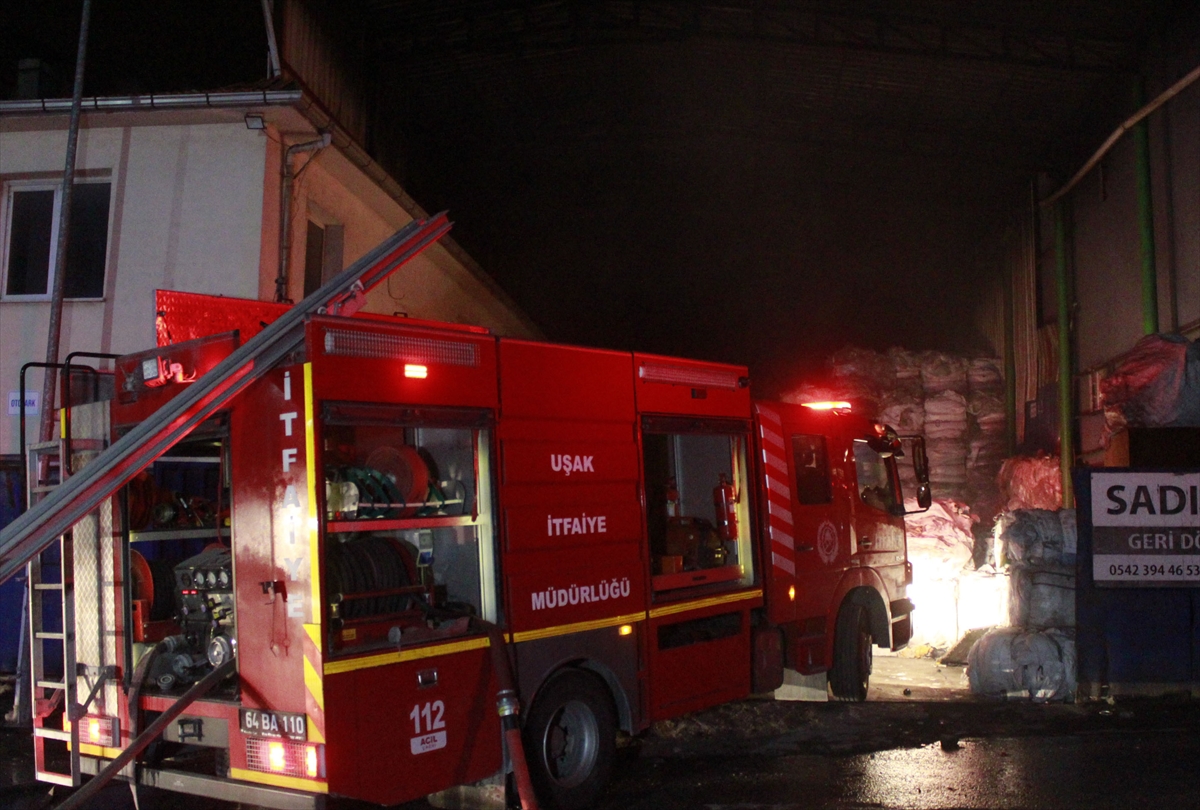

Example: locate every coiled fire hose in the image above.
[481,621,540,810]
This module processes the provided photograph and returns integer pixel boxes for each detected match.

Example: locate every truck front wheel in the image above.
[523,670,616,810]
[829,602,872,701]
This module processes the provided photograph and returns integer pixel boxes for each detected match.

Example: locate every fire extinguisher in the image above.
[713,473,738,540]
[665,477,680,519]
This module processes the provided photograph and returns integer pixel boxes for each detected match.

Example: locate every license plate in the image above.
[239,708,307,741]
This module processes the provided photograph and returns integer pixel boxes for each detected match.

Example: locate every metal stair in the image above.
[24,437,80,786]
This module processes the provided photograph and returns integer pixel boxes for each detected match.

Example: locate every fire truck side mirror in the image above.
[908,436,932,512]
[915,481,932,511]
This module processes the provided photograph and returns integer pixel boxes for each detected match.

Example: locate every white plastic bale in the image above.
[1008,567,1075,628]
[1002,509,1076,567]
[967,627,1076,701]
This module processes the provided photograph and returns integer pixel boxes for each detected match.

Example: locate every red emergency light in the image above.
[404,363,428,379]
[801,401,851,411]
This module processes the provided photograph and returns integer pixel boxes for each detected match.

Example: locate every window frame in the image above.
[1,177,113,302]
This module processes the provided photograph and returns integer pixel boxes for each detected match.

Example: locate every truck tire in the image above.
[829,602,872,701]
[523,670,616,810]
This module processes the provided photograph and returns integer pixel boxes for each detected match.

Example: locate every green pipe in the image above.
[1135,77,1159,335]
[1055,203,1074,508]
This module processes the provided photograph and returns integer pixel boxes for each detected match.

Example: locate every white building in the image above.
[0,89,540,457]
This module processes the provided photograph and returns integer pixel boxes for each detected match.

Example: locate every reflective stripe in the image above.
[759,424,785,450]
[324,636,491,675]
[648,589,762,619]
[511,612,645,643]
[770,525,794,549]
[771,551,796,576]
[768,500,794,526]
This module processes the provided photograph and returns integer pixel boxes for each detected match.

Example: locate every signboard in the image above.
[7,391,38,416]
[1091,471,1200,586]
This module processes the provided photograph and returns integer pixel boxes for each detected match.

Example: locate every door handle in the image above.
[859,538,872,550]
[797,543,814,552]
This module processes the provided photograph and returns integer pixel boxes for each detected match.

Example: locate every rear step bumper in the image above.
[80,757,325,810]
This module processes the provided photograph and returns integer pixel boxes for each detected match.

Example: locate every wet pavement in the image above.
[5,659,1200,810]
[600,729,1200,810]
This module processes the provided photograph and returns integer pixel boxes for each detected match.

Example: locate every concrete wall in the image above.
[0,114,267,456]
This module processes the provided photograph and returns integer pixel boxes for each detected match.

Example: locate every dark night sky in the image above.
[2,1,1175,398]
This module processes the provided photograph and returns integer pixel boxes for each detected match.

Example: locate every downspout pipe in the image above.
[260,0,282,79]
[39,0,92,443]
[1134,78,1159,335]
[1055,203,1075,509]
[275,133,331,303]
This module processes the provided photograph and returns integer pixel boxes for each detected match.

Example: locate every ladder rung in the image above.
[37,680,66,690]
[34,583,64,590]
[28,441,62,452]
[31,485,59,493]
[34,727,72,741]
[35,632,65,640]
[36,770,75,787]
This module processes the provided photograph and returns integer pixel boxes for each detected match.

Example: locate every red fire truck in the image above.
[6,227,928,810]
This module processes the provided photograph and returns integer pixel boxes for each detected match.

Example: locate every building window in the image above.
[3,181,111,300]
[303,220,343,298]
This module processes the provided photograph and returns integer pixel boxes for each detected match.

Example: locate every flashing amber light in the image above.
[268,741,287,772]
[801,401,851,411]
[788,585,796,601]
[618,624,633,636]
[404,363,428,379]
[88,718,101,741]
[306,745,320,778]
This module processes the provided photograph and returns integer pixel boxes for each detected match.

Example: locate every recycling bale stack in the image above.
[882,349,925,495]
[967,358,1007,524]
[921,354,970,503]
[967,508,1077,701]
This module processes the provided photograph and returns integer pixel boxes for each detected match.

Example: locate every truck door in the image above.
[849,438,907,589]
[786,431,852,672]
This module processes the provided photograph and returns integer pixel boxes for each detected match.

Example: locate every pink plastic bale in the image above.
[998,453,1062,512]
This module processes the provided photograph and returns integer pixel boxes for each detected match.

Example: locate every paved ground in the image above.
[6,658,1200,809]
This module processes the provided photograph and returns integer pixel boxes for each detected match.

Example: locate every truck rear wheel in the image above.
[523,670,616,810]
[829,602,872,701]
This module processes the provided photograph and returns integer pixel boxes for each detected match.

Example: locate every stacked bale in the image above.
[921,354,969,503]
[967,359,1006,523]
[967,509,1077,701]
[884,349,925,495]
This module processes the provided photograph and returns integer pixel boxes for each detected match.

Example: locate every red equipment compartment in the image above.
[496,339,646,639]
[111,332,240,426]
[647,601,754,719]
[498,339,636,422]
[229,365,319,735]
[633,352,750,418]
[323,642,502,805]
[307,317,498,410]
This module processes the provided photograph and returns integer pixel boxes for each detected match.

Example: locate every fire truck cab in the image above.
[28,296,927,810]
